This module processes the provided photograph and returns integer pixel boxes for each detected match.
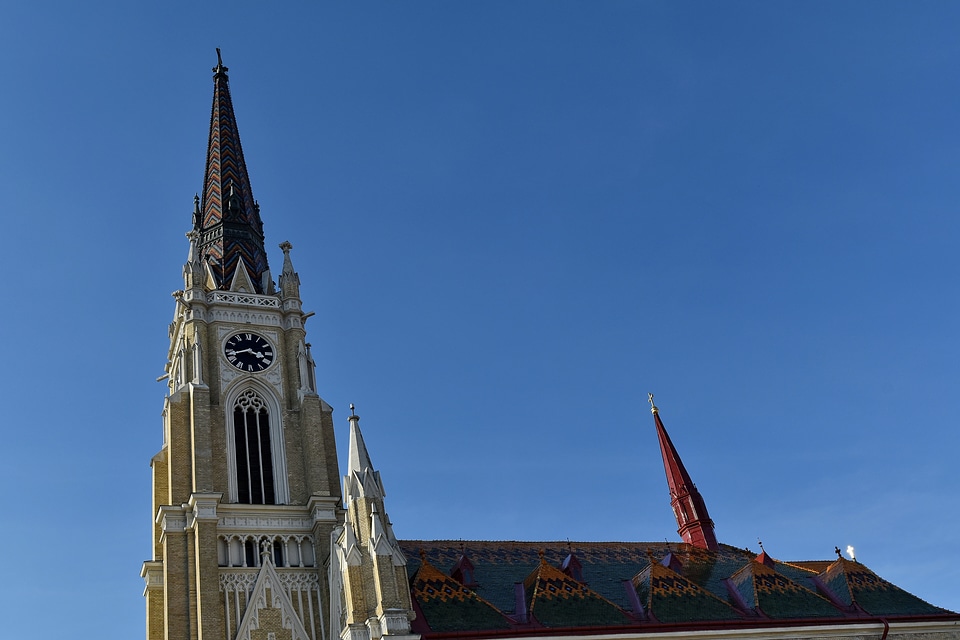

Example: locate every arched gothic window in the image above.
[233,389,275,504]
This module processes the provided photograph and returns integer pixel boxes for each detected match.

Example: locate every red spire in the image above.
[196,49,270,293]
[649,394,719,551]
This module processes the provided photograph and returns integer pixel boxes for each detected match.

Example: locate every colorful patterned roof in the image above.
[634,553,741,622]
[411,556,512,632]
[523,554,634,628]
[399,540,957,637]
[196,50,270,293]
[728,558,839,619]
[820,557,944,617]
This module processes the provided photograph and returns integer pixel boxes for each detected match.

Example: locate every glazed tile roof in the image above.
[820,557,944,617]
[729,559,839,619]
[411,556,512,632]
[523,554,634,628]
[634,553,741,622]
[399,540,957,637]
[196,52,270,292]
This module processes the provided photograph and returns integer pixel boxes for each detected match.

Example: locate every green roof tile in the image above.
[731,560,840,619]
[411,559,512,632]
[820,559,946,617]
[524,558,633,628]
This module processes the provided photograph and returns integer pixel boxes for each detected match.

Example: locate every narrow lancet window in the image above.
[233,389,276,504]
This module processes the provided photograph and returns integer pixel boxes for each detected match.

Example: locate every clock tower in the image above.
[141,52,342,640]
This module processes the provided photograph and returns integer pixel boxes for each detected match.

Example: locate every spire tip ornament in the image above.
[648,393,658,415]
[214,48,227,75]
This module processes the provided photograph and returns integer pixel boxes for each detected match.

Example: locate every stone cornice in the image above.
[188,492,223,528]
[156,505,187,541]
[218,503,316,532]
[307,495,341,528]
[140,561,164,595]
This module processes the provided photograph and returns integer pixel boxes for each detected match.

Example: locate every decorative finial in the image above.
[758,538,764,552]
[350,403,356,417]
[280,241,293,253]
[835,546,843,559]
[648,393,658,415]
[213,48,228,75]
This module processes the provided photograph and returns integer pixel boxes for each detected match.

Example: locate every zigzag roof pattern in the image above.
[411,556,512,632]
[820,557,944,617]
[523,554,634,628]
[196,51,269,292]
[633,553,741,622]
[399,540,956,637]
[728,558,840,619]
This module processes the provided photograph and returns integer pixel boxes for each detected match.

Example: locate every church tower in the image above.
[142,52,342,640]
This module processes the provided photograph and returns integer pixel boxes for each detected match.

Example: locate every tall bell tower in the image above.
[142,52,342,640]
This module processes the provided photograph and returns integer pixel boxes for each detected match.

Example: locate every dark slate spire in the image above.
[648,394,719,551]
[196,49,270,293]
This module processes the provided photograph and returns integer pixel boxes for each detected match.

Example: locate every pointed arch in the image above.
[223,380,289,504]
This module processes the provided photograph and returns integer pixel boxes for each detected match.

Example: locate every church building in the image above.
[142,55,960,640]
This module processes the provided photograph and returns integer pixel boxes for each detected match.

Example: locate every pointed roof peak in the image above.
[196,54,269,292]
[347,406,374,474]
[651,400,697,497]
[650,398,719,551]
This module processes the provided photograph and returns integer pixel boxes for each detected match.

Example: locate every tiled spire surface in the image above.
[196,50,270,292]
[650,396,719,551]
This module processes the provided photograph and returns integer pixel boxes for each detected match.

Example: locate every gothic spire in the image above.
[196,49,270,293]
[649,394,719,551]
[344,406,385,502]
[347,405,375,476]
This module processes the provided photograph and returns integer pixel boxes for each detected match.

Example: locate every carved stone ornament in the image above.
[231,557,312,640]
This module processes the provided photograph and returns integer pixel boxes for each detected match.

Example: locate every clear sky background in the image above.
[0,2,958,638]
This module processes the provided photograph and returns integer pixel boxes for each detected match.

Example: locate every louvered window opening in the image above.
[233,390,275,504]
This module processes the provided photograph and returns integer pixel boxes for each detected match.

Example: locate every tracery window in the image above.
[233,389,275,504]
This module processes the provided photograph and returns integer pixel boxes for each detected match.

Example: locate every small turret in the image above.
[649,394,719,551]
[333,406,417,640]
[279,241,301,300]
[183,230,205,291]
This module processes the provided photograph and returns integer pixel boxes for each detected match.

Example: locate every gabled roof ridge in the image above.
[630,556,742,619]
[732,558,845,619]
[412,555,508,613]
[776,560,820,575]
[524,556,630,616]
[730,559,763,611]
[410,553,515,633]
[641,556,742,613]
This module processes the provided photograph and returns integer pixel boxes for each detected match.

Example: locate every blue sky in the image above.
[1,2,958,638]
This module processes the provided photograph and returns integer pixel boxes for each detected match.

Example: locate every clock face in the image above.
[223,332,274,372]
